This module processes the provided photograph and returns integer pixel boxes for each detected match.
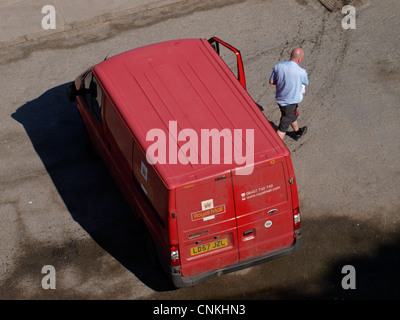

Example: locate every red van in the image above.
[66,37,302,287]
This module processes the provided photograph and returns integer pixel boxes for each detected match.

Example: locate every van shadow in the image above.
[11,83,175,292]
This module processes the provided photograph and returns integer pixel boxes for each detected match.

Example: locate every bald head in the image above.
[290,48,304,65]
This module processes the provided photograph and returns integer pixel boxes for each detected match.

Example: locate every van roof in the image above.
[93,38,289,188]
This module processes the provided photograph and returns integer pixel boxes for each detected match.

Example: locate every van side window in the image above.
[82,70,102,122]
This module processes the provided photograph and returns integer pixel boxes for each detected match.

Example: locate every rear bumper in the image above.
[170,233,302,288]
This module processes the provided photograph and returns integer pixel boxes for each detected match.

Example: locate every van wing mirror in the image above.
[66,77,97,102]
[66,82,77,102]
[208,37,246,90]
[89,81,97,99]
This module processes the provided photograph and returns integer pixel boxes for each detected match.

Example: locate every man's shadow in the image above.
[12,83,174,291]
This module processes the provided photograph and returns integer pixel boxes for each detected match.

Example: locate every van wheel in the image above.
[145,236,177,290]
[138,220,176,290]
[82,126,98,159]
[139,221,162,272]
[145,233,161,270]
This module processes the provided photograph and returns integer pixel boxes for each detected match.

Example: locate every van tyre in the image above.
[82,125,98,159]
[145,232,161,271]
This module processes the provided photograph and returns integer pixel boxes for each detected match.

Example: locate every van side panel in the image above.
[104,95,133,174]
[101,93,138,216]
[103,94,171,261]
[132,143,170,246]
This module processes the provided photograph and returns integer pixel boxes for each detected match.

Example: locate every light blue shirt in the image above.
[269,61,309,106]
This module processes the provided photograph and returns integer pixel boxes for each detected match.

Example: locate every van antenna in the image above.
[104,49,112,61]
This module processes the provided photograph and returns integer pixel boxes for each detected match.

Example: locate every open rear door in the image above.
[176,173,239,277]
[232,159,295,261]
[208,37,246,90]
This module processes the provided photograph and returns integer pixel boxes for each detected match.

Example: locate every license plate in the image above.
[190,238,228,256]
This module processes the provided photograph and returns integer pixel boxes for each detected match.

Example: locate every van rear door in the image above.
[232,158,294,261]
[175,173,239,277]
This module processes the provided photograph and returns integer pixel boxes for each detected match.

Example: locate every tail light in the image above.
[170,245,180,266]
[293,207,301,231]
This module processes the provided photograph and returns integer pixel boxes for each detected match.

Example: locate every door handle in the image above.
[242,229,255,241]
[243,229,254,236]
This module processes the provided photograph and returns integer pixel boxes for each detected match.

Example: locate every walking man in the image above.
[269,48,309,140]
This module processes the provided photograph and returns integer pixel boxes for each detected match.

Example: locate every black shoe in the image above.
[294,126,307,141]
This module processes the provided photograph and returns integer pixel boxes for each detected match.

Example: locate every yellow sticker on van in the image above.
[191,204,226,221]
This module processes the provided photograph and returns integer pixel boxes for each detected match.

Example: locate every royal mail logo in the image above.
[201,199,213,210]
[192,204,226,221]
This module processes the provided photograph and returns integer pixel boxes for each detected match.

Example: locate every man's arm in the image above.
[269,67,277,85]
[302,70,309,86]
